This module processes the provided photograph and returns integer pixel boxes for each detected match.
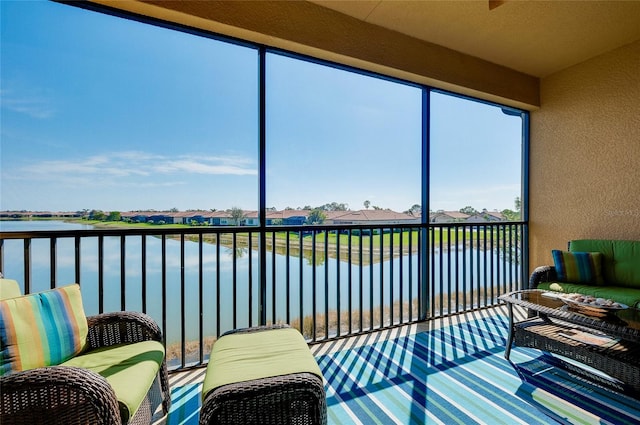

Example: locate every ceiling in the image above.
[308,0,640,78]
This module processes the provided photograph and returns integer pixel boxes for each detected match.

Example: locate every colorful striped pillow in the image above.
[551,250,604,285]
[0,284,88,375]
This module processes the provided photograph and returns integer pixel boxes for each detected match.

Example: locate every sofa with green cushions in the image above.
[0,279,171,425]
[530,239,640,308]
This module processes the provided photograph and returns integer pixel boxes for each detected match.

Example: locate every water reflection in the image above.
[1,221,520,349]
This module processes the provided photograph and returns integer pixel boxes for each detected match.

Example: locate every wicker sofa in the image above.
[530,239,640,308]
[0,279,171,425]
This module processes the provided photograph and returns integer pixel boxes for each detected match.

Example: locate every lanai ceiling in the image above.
[308,0,640,78]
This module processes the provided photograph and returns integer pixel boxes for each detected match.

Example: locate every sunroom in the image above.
[1,1,639,424]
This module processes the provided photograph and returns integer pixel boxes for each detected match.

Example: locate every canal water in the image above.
[1,221,518,344]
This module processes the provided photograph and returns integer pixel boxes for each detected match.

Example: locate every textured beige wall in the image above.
[529,40,640,271]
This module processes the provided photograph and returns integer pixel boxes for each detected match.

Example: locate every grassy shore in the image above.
[65,218,519,265]
[166,285,502,365]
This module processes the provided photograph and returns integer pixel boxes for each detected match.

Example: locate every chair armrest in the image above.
[0,366,121,425]
[86,311,163,350]
[529,265,557,289]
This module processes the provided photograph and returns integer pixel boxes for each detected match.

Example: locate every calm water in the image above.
[1,221,516,344]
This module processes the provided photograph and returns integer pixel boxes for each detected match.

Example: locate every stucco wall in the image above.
[529,40,640,271]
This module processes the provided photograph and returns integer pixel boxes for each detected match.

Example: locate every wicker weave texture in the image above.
[200,372,327,425]
[0,311,171,425]
[199,324,327,425]
[529,265,557,289]
[514,317,640,392]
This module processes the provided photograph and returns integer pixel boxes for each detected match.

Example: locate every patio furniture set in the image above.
[0,279,171,425]
[0,278,326,425]
[501,239,640,393]
[1,238,638,423]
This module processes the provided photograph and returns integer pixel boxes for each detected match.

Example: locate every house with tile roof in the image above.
[327,209,419,225]
[429,211,470,223]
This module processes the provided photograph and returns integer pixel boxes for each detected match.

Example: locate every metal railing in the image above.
[0,221,526,370]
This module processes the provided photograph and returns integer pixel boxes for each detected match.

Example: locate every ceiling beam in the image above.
[91,0,540,109]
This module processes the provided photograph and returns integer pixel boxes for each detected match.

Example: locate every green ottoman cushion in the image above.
[62,339,165,422]
[202,327,322,399]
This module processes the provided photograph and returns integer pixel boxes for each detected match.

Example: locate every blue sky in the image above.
[1,0,523,214]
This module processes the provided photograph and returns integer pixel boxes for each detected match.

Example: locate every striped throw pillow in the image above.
[551,250,604,285]
[0,284,88,375]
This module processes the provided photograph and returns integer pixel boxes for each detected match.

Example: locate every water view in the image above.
[1,220,522,365]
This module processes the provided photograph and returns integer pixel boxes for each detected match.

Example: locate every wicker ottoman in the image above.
[199,325,327,425]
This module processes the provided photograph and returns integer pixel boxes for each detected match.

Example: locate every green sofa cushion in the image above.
[570,239,640,288]
[0,284,88,375]
[62,340,165,422]
[538,281,640,308]
[202,327,322,400]
[551,250,604,285]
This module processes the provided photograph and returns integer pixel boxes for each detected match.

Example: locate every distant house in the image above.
[129,215,148,223]
[149,214,174,224]
[465,210,504,222]
[429,211,470,223]
[18,208,509,227]
[121,211,157,223]
[242,211,259,226]
[209,210,233,226]
[328,209,419,226]
[266,210,310,225]
[184,214,206,225]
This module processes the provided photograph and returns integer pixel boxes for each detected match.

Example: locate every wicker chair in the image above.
[199,325,327,425]
[0,280,171,425]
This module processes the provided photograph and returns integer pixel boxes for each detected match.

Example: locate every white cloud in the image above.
[0,86,55,119]
[154,156,256,176]
[15,151,257,183]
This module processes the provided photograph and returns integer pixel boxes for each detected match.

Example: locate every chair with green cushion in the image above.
[0,280,171,425]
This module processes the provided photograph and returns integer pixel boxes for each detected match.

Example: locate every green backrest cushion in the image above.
[0,279,22,300]
[551,250,604,285]
[0,284,88,375]
[570,240,640,288]
[202,327,323,400]
[62,340,165,422]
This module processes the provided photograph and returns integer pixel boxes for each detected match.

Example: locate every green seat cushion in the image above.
[0,284,88,375]
[202,327,323,400]
[62,340,165,422]
[538,282,640,308]
[0,279,22,300]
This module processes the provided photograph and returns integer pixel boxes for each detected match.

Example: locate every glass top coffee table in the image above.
[499,289,640,394]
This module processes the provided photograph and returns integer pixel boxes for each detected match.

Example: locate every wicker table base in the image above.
[513,317,640,392]
[500,290,640,394]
